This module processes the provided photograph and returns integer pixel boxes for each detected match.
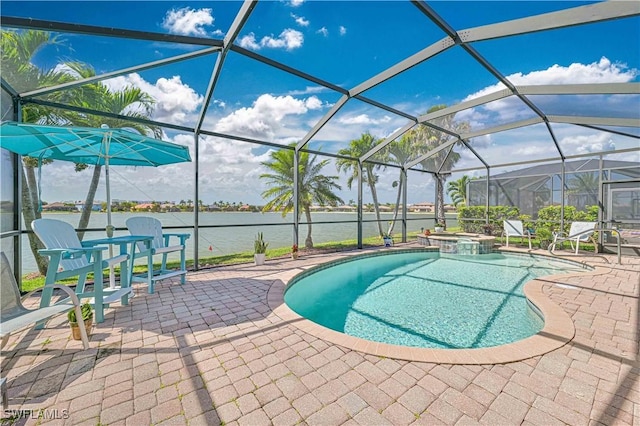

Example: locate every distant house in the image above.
[75,202,101,212]
[238,204,251,211]
[334,205,356,212]
[161,203,179,212]
[411,202,435,212]
[134,203,154,211]
[43,202,76,212]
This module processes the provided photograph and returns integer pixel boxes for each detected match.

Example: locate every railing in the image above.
[548,227,621,264]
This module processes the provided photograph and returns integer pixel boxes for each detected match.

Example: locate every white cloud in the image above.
[238,29,304,51]
[162,7,217,37]
[460,57,639,129]
[316,27,328,37]
[289,0,304,6]
[559,132,616,155]
[465,57,638,102]
[339,26,347,36]
[104,74,203,125]
[291,13,309,27]
[237,33,261,50]
[338,114,391,125]
[214,94,324,140]
[287,86,328,96]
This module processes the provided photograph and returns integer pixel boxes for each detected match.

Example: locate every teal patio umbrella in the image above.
[0,121,192,230]
[0,121,192,284]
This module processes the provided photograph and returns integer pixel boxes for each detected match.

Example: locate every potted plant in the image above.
[291,244,299,260]
[382,233,393,247]
[482,223,494,236]
[68,302,93,341]
[434,219,445,233]
[254,232,268,265]
[536,227,552,250]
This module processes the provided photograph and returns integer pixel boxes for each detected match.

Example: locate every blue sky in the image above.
[2,1,639,205]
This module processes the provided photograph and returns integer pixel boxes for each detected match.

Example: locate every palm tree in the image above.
[261,145,343,248]
[2,30,86,274]
[61,63,160,239]
[447,175,471,208]
[336,132,386,237]
[384,134,414,235]
[408,105,471,229]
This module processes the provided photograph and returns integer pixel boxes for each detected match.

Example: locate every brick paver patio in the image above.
[1,246,638,425]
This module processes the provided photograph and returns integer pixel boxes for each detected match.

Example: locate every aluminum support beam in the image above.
[293,150,300,248]
[350,36,455,96]
[195,0,256,134]
[193,133,199,270]
[460,1,640,43]
[232,46,349,96]
[357,162,363,249]
[461,117,544,140]
[416,88,512,123]
[1,77,18,97]
[24,98,194,132]
[361,122,416,162]
[0,16,225,47]
[518,82,640,96]
[405,138,458,170]
[296,95,349,150]
[21,47,220,99]
[549,115,640,127]
[401,168,407,242]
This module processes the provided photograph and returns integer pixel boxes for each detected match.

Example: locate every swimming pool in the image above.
[284,250,591,350]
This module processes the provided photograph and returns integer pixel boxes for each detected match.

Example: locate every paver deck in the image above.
[1,245,638,425]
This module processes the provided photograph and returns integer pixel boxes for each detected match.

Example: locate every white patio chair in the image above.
[1,252,89,408]
[31,219,132,323]
[552,221,597,254]
[503,220,532,249]
[125,217,189,293]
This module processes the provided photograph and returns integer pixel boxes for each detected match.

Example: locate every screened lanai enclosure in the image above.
[1,1,639,283]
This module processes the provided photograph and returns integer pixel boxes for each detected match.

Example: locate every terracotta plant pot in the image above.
[70,317,92,341]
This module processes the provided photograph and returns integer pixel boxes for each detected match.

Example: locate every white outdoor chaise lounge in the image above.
[552,221,598,254]
[0,252,89,409]
[503,220,532,249]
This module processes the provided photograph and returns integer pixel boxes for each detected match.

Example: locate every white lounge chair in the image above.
[552,221,597,254]
[31,219,132,323]
[503,220,532,249]
[1,252,89,408]
[126,217,189,293]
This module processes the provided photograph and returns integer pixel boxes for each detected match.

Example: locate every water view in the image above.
[20,211,457,273]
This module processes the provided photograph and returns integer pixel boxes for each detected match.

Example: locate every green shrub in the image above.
[457,205,520,233]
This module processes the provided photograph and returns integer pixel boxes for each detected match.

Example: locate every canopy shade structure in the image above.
[1,0,639,269]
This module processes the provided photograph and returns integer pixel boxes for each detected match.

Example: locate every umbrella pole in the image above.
[104,133,116,289]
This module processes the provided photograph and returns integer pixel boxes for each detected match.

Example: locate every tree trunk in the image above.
[387,172,403,235]
[21,166,48,275]
[436,175,446,230]
[368,175,385,237]
[77,165,102,240]
[304,205,313,249]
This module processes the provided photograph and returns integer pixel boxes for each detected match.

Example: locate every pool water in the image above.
[284,251,589,349]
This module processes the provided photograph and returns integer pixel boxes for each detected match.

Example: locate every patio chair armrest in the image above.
[38,247,105,260]
[163,233,190,245]
[552,231,567,239]
[20,284,83,307]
